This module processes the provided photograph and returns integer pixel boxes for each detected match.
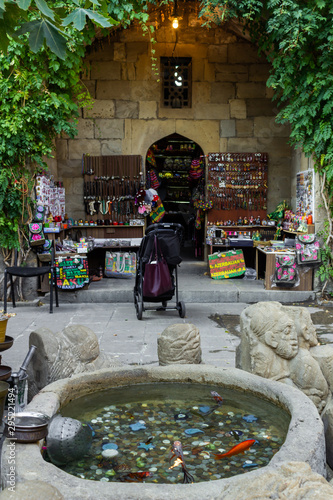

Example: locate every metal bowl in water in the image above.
[4,412,49,443]
[46,414,93,465]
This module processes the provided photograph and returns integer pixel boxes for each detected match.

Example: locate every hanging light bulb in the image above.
[172,17,179,29]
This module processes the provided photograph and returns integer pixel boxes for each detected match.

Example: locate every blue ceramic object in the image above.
[102,442,118,450]
[199,406,211,414]
[184,428,204,436]
[130,422,146,431]
[242,414,258,423]
[138,442,155,451]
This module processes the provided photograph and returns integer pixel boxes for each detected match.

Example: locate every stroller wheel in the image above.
[136,300,143,320]
[162,301,167,308]
[178,301,186,318]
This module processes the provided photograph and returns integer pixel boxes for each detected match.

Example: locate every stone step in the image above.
[56,269,316,304]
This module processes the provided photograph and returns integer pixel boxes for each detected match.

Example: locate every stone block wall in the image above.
[56,10,292,219]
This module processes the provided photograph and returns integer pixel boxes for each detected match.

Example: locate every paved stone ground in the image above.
[2,302,246,372]
[2,296,333,487]
[2,298,333,375]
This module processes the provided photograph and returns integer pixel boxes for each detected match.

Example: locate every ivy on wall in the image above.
[0,0,156,299]
[0,0,156,252]
[200,0,333,293]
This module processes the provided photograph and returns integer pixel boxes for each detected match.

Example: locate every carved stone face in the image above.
[274,317,298,359]
[298,310,317,347]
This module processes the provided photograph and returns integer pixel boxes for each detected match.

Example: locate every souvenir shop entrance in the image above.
[145,133,205,259]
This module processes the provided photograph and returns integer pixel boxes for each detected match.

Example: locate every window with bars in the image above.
[161,57,192,108]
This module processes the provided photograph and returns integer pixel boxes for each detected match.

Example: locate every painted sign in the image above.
[208,249,246,279]
[55,256,89,289]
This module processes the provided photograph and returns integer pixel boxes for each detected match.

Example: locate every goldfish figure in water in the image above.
[191,446,203,456]
[210,391,223,406]
[169,440,195,484]
[120,471,153,482]
[214,439,256,460]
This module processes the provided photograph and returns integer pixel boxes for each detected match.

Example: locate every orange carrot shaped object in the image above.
[214,439,256,460]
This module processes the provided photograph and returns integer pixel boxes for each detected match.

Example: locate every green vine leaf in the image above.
[16,0,31,8]
[17,19,68,59]
[35,0,55,20]
[63,8,115,30]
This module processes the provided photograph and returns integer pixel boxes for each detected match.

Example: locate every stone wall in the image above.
[55,10,292,219]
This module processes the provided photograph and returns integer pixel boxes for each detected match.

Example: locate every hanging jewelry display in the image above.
[207,152,268,225]
[82,155,143,224]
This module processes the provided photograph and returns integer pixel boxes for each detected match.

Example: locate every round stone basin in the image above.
[58,382,290,483]
[1,365,326,499]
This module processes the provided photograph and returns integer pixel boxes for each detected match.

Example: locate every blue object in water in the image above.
[102,442,118,450]
[242,463,258,468]
[184,428,204,436]
[87,424,95,437]
[242,414,258,423]
[199,406,211,414]
[130,422,146,431]
[137,442,155,451]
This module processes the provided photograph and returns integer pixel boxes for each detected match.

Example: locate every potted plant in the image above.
[0,311,16,343]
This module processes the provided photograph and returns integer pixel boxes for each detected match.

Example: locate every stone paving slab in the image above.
[1,302,245,373]
[2,298,331,378]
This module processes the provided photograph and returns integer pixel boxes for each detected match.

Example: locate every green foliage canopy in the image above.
[0,0,153,250]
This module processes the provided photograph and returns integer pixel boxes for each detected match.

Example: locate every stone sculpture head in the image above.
[249,303,299,360]
[282,306,318,349]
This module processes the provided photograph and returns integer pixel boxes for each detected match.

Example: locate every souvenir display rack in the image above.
[207,152,268,225]
[82,155,143,224]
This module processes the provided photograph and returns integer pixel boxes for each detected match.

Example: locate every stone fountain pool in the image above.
[1,365,327,499]
[58,382,290,484]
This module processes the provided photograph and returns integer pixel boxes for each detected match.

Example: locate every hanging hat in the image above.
[149,170,160,190]
[146,148,156,168]
[191,158,201,169]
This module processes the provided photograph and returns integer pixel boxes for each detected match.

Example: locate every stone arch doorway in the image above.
[145,133,205,260]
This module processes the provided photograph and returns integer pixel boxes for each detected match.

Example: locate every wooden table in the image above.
[255,247,313,291]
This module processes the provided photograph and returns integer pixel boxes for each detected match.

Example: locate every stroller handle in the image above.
[145,222,183,236]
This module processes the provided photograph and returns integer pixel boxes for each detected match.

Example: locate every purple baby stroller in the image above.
[133,223,185,320]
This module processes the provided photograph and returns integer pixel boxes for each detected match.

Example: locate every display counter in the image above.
[207,225,276,269]
[255,247,313,291]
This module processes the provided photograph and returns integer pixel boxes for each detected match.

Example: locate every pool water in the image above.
[56,383,290,484]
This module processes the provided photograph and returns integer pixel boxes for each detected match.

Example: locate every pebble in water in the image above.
[101,449,118,459]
